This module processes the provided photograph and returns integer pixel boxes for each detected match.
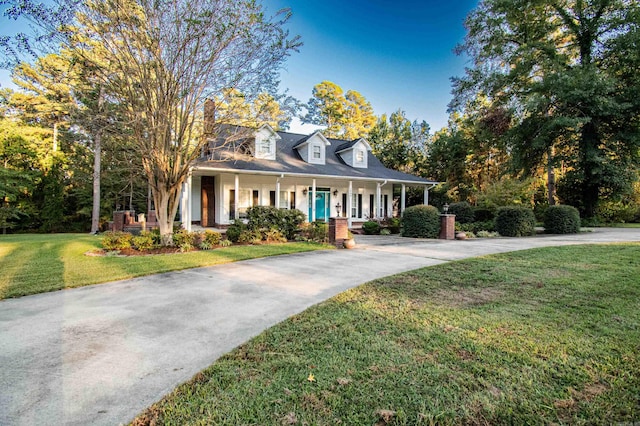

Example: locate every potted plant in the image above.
[343,230,356,249]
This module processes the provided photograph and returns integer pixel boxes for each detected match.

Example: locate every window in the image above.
[356,149,365,163]
[270,191,296,209]
[351,193,363,218]
[259,139,271,154]
[230,189,258,219]
[312,145,321,159]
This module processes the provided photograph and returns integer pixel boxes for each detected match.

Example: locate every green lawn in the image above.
[133,244,640,425]
[0,234,329,299]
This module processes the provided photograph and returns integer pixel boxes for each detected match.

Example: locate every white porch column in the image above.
[401,184,406,217]
[234,174,240,220]
[376,183,382,219]
[424,186,430,205]
[311,179,316,222]
[180,182,186,226]
[275,177,281,209]
[186,173,192,231]
[347,181,353,228]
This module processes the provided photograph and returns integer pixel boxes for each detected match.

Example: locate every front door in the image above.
[308,189,330,222]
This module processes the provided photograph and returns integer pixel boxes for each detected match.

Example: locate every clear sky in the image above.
[263,0,478,133]
[1,1,479,133]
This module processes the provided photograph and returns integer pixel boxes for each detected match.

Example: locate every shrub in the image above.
[101,231,133,250]
[219,239,232,247]
[401,205,440,238]
[380,228,391,235]
[495,206,536,237]
[263,229,287,243]
[460,220,495,234]
[544,205,581,234]
[280,209,306,240]
[448,202,474,224]
[199,241,212,250]
[238,229,263,244]
[298,221,328,243]
[173,228,197,250]
[225,221,246,243]
[473,207,495,222]
[383,217,402,234]
[203,230,222,246]
[132,231,155,251]
[362,220,381,235]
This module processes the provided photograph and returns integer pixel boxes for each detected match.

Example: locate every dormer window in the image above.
[293,131,331,165]
[356,149,365,164]
[313,145,321,159]
[253,124,280,160]
[336,138,372,169]
[259,139,272,154]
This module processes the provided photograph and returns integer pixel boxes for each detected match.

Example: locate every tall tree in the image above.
[303,81,375,139]
[452,0,640,217]
[3,0,301,244]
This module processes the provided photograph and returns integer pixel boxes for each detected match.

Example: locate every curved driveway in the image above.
[1,228,639,425]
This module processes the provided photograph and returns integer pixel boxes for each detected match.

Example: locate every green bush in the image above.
[448,202,474,223]
[225,221,246,243]
[544,205,581,234]
[238,229,263,244]
[362,220,381,235]
[246,206,306,240]
[459,220,495,234]
[173,228,197,250]
[262,229,287,243]
[495,206,536,237]
[132,231,155,251]
[383,217,402,234]
[473,207,495,222]
[203,230,222,246]
[101,231,133,250]
[401,205,440,238]
[298,221,328,243]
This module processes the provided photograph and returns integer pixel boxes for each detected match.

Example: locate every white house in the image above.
[179,124,438,230]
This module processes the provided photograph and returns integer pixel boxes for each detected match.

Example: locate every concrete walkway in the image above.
[1,228,639,425]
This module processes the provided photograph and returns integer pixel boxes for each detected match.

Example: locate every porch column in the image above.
[234,174,239,220]
[180,182,186,227]
[401,184,406,217]
[311,179,316,222]
[275,177,281,209]
[424,186,430,206]
[376,183,382,220]
[186,173,192,231]
[347,181,353,228]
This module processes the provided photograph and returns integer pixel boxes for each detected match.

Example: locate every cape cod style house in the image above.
[179,123,438,231]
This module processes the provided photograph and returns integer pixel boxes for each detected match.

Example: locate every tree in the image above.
[452,0,640,217]
[3,0,301,244]
[368,109,428,173]
[303,81,375,139]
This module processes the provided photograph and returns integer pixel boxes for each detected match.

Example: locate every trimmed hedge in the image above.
[362,220,381,235]
[246,206,306,240]
[544,205,580,234]
[448,202,475,223]
[402,205,440,238]
[495,206,536,237]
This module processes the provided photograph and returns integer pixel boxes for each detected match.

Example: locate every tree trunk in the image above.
[90,130,101,233]
[580,120,600,218]
[547,147,556,206]
[151,182,183,246]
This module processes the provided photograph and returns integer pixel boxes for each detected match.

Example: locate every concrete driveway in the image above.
[1,228,639,425]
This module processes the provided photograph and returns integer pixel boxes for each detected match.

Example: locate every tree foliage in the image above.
[303,81,375,139]
[452,0,640,218]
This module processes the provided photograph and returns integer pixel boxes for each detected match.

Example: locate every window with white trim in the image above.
[356,149,365,164]
[312,145,321,159]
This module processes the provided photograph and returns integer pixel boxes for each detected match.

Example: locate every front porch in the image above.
[180,171,435,231]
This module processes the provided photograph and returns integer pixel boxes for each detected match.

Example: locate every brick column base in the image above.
[329,217,349,248]
[439,214,456,240]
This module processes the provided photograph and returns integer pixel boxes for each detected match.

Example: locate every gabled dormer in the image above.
[253,124,281,160]
[293,131,331,165]
[335,138,372,169]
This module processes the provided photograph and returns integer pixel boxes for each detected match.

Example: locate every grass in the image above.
[134,243,640,425]
[0,233,329,300]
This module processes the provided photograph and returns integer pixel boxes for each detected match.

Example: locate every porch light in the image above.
[302,189,308,195]
[333,189,338,196]
[443,203,449,214]
[336,202,342,217]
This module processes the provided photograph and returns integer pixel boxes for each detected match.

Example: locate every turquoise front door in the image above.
[308,190,330,222]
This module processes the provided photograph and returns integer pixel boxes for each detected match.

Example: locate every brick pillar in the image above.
[439,214,456,240]
[112,211,125,231]
[329,217,349,248]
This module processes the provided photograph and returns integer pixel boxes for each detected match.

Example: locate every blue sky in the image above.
[1,1,478,133]
[264,0,478,132]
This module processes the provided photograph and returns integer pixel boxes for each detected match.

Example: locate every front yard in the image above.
[0,233,329,299]
[134,243,640,425]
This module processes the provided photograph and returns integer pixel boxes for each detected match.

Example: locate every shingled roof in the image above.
[194,129,437,186]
